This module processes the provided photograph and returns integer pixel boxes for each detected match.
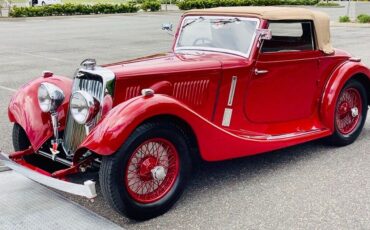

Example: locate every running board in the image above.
[241,128,329,140]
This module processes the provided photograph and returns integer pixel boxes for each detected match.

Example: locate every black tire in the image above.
[326,79,368,146]
[12,123,31,151]
[99,120,192,220]
[41,1,46,5]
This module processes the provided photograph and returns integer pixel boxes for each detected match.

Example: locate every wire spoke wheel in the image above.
[335,87,362,135]
[100,121,192,220]
[125,138,180,203]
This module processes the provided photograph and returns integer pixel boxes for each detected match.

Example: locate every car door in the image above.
[245,20,322,124]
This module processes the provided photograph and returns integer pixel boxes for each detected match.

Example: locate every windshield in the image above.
[175,16,259,58]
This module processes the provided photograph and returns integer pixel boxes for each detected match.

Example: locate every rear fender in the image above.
[8,76,72,150]
[320,61,370,131]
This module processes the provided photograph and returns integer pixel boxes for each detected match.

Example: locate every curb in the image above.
[314,6,345,8]
[331,21,370,27]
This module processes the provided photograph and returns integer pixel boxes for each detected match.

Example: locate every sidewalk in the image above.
[0,171,123,230]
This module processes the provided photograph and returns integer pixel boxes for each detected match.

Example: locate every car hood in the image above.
[103,52,249,79]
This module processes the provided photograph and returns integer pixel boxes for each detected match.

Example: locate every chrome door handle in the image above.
[254,69,268,75]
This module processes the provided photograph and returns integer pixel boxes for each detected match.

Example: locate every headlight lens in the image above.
[37,83,65,113]
[70,91,100,125]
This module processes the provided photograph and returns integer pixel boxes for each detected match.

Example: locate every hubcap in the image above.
[351,107,359,118]
[151,166,167,181]
[125,138,179,203]
[335,88,362,135]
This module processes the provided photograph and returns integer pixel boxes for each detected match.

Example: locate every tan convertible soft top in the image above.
[185,7,333,54]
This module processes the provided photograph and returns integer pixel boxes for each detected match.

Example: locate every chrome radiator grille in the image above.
[63,75,104,156]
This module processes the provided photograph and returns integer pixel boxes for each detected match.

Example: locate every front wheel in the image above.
[13,123,31,152]
[326,79,368,146]
[99,121,192,220]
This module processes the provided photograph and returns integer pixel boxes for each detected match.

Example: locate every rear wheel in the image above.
[326,79,368,146]
[99,121,192,220]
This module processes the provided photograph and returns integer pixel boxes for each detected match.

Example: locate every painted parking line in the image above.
[0,85,17,92]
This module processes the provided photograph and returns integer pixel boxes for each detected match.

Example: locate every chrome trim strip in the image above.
[38,150,73,166]
[222,108,233,127]
[0,151,97,199]
[227,76,237,106]
[242,129,326,140]
[349,57,361,62]
[176,47,250,59]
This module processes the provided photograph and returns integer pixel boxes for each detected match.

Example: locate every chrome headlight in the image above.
[70,91,100,125]
[37,82,65,113]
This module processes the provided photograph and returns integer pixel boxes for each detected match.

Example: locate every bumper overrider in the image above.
[0,151,97,199]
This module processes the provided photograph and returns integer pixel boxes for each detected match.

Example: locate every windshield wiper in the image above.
[182,17,205,29]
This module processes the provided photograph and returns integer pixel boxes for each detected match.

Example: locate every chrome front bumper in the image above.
[0,151,97,199]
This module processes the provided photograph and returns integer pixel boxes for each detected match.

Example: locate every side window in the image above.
[261,21,315,53]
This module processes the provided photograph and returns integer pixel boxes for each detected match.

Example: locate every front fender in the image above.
[8,76,72,150]
[320,61,370,131]
[78,94,205,155]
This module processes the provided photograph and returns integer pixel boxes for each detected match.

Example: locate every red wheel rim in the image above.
[335,87,362,135]
[125,138,180,203]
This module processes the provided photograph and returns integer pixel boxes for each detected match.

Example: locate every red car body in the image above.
[3,6,370,219]
[9,33,370,163]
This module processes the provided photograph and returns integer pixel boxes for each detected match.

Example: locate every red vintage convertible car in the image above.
[1,7,370,220]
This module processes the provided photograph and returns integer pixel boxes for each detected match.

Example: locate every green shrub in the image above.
[177,0,317,10]
[141,0,161,11]
[339,15,350,23]
[357,14,370,23]
[316,2,340,7]
[9,3,139,17]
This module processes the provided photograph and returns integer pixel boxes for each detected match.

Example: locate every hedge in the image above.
[357,14,370,23]
[9,3,139,17]
[141,0,161,11]
[339,15,350,22]
[177,0,317,10]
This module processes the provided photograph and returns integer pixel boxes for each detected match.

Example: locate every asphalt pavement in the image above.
[0,9,370,230]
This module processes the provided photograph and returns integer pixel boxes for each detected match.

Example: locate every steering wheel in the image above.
[192,37,214,47]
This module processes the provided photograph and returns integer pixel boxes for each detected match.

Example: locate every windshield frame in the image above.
[174,15,261,59]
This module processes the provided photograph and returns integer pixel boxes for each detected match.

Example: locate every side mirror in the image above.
[257,29,272,40]
[162,23,173,32]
